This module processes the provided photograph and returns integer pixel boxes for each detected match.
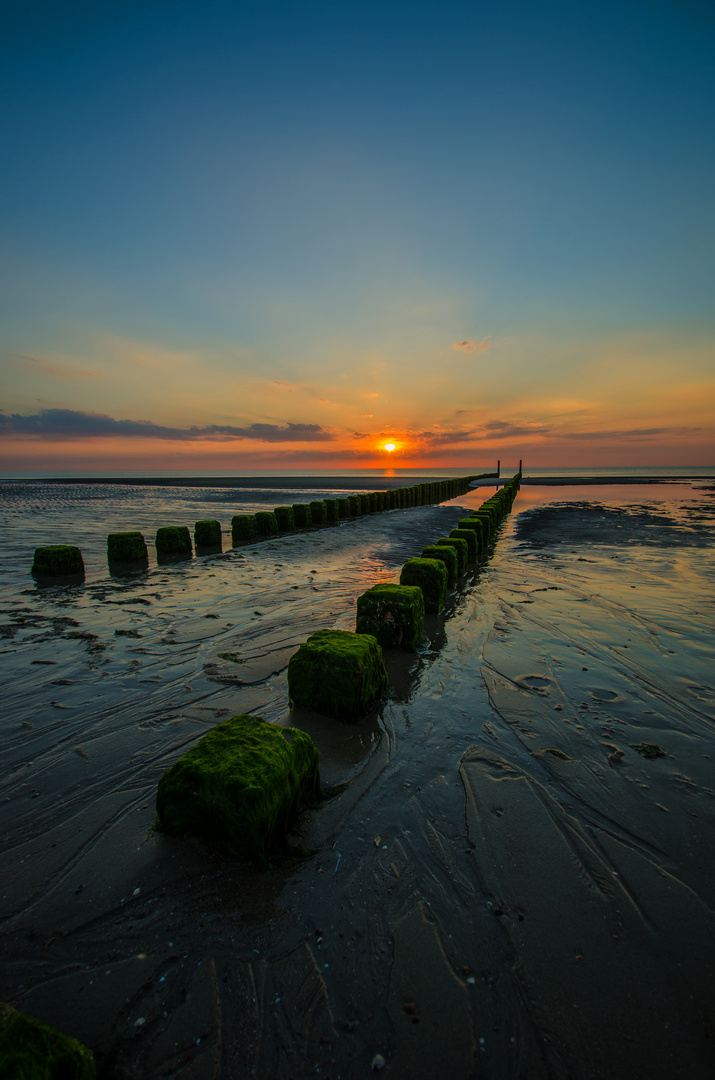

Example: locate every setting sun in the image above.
[383,442,397,452]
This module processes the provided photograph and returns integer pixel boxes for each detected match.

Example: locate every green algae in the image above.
[107,531,148,565]
[274,506,295,532]
[156,714,320,866]
[232,514,258,544]
[32,545,84,577]
[337,497,350,519]
[434,536,468,574]
[449,528,478,562]
[194,519,222,550]
[630,743,666,758]
[255,511,279,537]
[400,557,448,613]
[348,495,361,517]
[421,544,458,587]
[292,503,312,529]
[355,583,425,650]
[287,629,388,721]
[0,1001,95,1080]
[359,493,371,514]
[155,526,192,556]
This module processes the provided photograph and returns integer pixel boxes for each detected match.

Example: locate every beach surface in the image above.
[1,478,714,1078]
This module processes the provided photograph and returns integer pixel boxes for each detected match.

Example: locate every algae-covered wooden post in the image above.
[310,500,328,526]
[337,497,350,520]
[356,583,424,650]
[155,526,192,558]
[274,506,295,532]
[421,544,458,587]
[348,494,361,517]
[449,527,478,562]
[107,531,148,566]
[32,545,85,578]
[255,511,279,537]
[232,514,258,544]
[400,557,448,613]
[288,629,388,721]
[194,519,222,551]
[434,536,468,574]
[324,498,340,524]
[0,1002,96,1079]
[292,503,311,529]
[156,714,320,867]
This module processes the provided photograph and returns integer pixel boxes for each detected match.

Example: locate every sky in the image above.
[1,0,713,473]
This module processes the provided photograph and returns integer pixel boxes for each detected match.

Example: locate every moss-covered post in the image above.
[449,527,478,562]
[421,543,458,587]
[324,498,340,524]
[156,526,192,558]
[356,583,425,649]
[337,497,350,520]
[359,493,370,515]
[274,506,295,532]
[156,714,320,867]
[288,629,388,720]
[194,519,222,551]
[310,500,328,526]
[348,494,361,517]
[434,536,468,574]
[107,532,148,568]
[0,1002,96,1080]
[400,557,448,613]
[32,545,85,578]
[255,511,279,538]
[292,503,312,529]
[232,514,258,544]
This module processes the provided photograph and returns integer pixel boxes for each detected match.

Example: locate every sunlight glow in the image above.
[383,442,397,452]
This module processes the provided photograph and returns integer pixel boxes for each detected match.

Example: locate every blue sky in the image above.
[1,0,713,470]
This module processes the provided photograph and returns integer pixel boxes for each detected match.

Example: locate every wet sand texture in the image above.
[2,481,714,1078]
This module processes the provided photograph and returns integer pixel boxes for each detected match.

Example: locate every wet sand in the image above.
[1,482,714,1078]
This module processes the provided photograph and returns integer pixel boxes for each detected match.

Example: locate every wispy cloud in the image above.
[21,356,105,380]
[452,338,491,354]
[0,409,334,442]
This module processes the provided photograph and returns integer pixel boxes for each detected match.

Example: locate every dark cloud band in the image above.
[0,409,334,442]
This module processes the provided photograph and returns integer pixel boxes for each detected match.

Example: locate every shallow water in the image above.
[1,479,714,1079]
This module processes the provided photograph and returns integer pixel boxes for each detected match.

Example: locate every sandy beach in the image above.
[1,479,714,1078]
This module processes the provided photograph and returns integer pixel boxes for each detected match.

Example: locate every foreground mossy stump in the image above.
[348,494,361,517]
[324,499,340,524]
[292,503,311,529]
[422,544,458,587]
[156,714,320,866]
[107,531,148,565]
[232,514,258,544]
[356,583,425,650]
[32,545,84,578]
[400,557,448,613]
[288,629,388,721]
[0,1001,95,1080]
[155,526,192,557]
[194,519,222,550]
[255,511,279,537]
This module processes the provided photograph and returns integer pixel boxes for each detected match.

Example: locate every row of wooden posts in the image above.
[30,475,489,577]
[286,474,522,720]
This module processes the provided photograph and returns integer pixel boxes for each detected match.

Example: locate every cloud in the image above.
[21,356,105,380]
[558,426,702,441]
[0,409,334,442]
[452,338,491,354]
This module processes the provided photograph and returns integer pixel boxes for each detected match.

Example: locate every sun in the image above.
[383,442,397,453]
